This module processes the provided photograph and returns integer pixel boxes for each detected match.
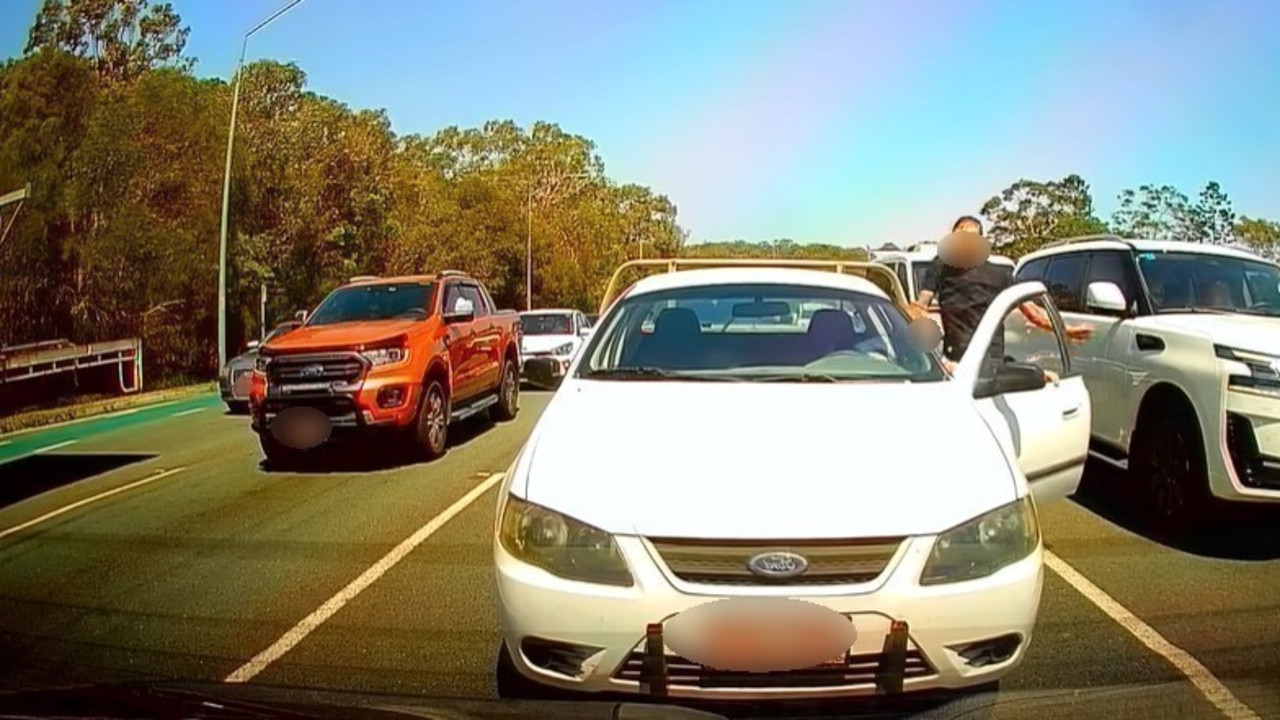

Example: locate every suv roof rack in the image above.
[437,269,468,278]
[1036,234,1134,252]
[348,275,380,283]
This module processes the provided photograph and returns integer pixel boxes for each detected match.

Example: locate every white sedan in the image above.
[492,265,1090,702]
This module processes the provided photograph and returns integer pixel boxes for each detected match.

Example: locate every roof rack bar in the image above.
[1036,234,1133,251]
[438,269,468,278]
[348,275,380,283]
[597,257,908,316]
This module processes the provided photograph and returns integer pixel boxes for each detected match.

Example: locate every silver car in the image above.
[219,323,299,414]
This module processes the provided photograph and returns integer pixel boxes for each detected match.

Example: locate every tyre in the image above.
[258,431,304,470]
[412,380,449,460]
[495,643,551,700]
[226,400,250,415]
[1130,406,1210,533]
[490,358,520,422]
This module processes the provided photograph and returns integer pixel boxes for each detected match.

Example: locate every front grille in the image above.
[650,538,903,586]
[267,353,365,385]
[612,648,933,689]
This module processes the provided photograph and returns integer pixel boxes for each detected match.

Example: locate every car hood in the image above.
[1148,312,1280,355]
[521,334,578,355]
[264,319,422,353]
[517,380,1018,539]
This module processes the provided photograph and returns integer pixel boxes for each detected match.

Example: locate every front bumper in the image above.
[1221,385,1280,496]
[221,366,254,403]
[521,355,571,388]
[495,534,1043,700]
[250,355,421,436]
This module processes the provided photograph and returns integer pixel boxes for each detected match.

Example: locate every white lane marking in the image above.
[1045,551,1260,720]
[171,407,205,418]
[0,467,187,541]
[33,440,77,454]
[225,472,506,683]
[0,440,10,448]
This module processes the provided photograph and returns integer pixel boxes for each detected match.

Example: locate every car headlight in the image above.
[254,356,271,373]
[498,494,633,587]
[553,342,574,356]
[919,496,1039,586]
[362,347,409,367]
[1215,345,1280,390]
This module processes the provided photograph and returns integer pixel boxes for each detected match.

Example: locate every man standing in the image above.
[913,216,1091,372]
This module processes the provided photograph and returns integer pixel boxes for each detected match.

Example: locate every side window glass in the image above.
[1016,258,1049,283]
[1043,255,1086,312]
[977,290,1069,385]
[460,285,490,317]
[892,263,910,298]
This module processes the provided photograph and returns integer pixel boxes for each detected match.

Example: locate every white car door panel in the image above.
[955,282,1093,505]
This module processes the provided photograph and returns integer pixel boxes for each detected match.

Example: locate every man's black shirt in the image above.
[919,258,1014,361]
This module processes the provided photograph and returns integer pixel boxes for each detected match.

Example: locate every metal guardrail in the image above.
[598,258,910,316]
[0,338,143,394]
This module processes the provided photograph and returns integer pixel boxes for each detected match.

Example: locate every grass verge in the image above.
[0,382,217,436]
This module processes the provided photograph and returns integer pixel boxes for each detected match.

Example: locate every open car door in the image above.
[952,281,1091,505]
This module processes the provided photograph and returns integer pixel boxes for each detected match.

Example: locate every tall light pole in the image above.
[524,172,592,311]
[216,0,306,371]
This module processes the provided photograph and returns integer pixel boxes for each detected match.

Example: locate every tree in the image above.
[25,0,193,83]
[979,174,1108,257]
[1235,217,1280,259]
[1110,181,1236,243]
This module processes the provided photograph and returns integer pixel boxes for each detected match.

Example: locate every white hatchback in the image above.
[493,265,1091,703]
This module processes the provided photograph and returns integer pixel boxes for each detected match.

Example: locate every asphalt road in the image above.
[0,390,1277,719]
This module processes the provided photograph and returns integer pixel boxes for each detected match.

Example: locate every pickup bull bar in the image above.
[598,258,910,317]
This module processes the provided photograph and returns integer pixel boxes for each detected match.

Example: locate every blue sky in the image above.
[3,0,1278,247]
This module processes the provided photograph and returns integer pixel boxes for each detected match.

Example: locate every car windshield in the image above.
[520,313,573,335]
[1136,252,1280,316]
[578,282,943,382]
[306,282,435,326]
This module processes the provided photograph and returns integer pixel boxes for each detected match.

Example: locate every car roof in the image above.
[624,267,890,300]
[1019,236,1266,264]
[521,308,578,315]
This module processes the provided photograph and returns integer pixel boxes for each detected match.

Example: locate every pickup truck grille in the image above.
[649,537,903,586]
[267,353,366,385]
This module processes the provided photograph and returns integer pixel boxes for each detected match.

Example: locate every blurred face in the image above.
[938,229,991,269]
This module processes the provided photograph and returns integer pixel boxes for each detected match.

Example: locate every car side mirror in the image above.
[294,309,309,323]
[245,340,260,351]
[973,361,1047,400]
[579,326,593,338]
[444,308,475,324]
[1086,281,1128,314]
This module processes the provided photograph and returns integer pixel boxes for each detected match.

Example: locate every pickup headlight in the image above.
[920,496,1039,586]
[553,342,574,356]
[362,347,409,367]
[498,494,633,587]
[1215,345,1280,390]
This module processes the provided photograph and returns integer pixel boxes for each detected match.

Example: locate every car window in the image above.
[1015,257,1050,283]
[521,313,574,335]
[911,262,934,304]
[1043,255,1086,312]
[459,284,490,318]
[306,282,434,326]
[982,289,1069,381]
[1136,251,1280,316]
[579,282,944,383]
[888,262,909,297]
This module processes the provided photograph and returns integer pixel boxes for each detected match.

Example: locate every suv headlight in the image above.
[1215,345,1280,390]
[920,496,1039,586]
[553,342,574,356]
[498,494,633,587]
[362,347,409,367]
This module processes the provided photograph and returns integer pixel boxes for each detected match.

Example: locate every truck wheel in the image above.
[413,380,449,460]
[258,432,304,470]
[1130,409,1209,533]
[490,358,520,422]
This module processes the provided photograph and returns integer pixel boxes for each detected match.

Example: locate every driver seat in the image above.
[806,309,857,359]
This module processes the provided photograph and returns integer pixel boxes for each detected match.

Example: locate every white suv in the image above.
[1012,236,1280,529]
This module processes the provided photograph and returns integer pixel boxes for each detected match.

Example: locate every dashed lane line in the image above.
[0,467,188,541]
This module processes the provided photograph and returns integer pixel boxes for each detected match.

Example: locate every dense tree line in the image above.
[3,1,1275,389]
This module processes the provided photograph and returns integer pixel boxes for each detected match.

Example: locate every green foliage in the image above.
[979,174,1109,257]
[683,239,867,261]
[1111,181,1237,243]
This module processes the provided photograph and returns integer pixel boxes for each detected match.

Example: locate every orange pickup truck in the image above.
[248,271,522,467]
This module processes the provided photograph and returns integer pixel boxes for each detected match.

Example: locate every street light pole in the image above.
[216,0,306,372]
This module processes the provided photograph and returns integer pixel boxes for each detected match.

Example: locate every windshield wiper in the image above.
[581,367,743,381]
[752,372,843,383]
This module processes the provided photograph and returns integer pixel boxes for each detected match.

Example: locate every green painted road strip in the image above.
[0,392,222,466]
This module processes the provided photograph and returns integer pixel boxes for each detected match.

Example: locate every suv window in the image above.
[1016,257,1050,282]
[1043,255,1086,312]
[1083,251,1141,313]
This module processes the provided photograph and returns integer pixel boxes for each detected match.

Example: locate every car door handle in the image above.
[1062,404,1081,419]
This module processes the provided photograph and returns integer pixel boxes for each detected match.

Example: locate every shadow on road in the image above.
[0,453,156,510]
[257,415,500,475]
[1072,460,1280,561]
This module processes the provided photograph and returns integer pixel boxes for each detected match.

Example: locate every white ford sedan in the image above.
[492,265,1091,702]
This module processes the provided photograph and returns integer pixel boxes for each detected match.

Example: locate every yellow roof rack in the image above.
[597,257,908,316]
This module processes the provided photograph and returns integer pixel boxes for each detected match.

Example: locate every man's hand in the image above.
[905,301,929,321]
[1043,369,1060,384]
[941,358,958,374]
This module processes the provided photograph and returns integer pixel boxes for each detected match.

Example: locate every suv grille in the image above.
[267,353,365,385]
[649,538,903,586]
